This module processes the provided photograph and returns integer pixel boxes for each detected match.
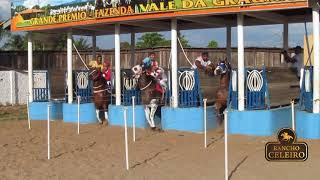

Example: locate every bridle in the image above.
[214,61,231,75]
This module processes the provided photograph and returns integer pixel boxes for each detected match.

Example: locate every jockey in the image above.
[193,52,212,70]
[89,54,103,71]
[142,52,158,72]
[102,59,113,91]
[142,52,167,92]
[281,46,303,79]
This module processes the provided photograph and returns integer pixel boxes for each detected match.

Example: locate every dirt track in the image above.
[0,120,319,180]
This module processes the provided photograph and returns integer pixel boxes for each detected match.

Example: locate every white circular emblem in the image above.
[179,71,195,91]
[33,72,47,88]
[77,72,89,89]
[247,70,263,92]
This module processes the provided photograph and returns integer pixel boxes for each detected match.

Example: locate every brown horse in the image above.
[206,59,231,125]
[131,65,163,128]
[89,68,111,125]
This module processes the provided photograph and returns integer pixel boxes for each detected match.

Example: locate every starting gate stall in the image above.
[227,68,293,136]
[29,70,63,120]
[63,70,98,124]
[161,68,218,133]
[296,66,320,139]
[109,69,162,128]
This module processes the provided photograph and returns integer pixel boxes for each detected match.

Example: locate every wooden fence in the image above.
[0,47,293,71]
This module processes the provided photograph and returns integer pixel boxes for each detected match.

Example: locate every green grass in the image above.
[0,105,28,121]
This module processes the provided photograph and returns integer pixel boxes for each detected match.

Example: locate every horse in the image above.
[206,59,231,125]
[131,65,163,129]
[89,68,111,125]
[95,0,104,9]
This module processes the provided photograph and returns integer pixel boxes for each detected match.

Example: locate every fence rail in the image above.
[0,47,295,71]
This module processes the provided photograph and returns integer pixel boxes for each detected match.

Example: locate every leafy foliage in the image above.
[120,42,131,50]
[73,37,91,50]
[2,34,26,51]
[207,40,218,48]
[136,33,190,48]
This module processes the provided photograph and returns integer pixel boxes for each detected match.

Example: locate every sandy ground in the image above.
[0,120,319,180]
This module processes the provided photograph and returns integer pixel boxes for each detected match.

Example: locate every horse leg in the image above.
[144,106,155,128]
[149,103,158,128]
[215,103,222,126]
[96,110,102,124]
[104,105,109,125]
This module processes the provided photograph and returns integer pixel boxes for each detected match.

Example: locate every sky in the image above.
[0,0,313,49]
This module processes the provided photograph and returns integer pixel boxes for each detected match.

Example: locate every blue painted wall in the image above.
[296,110,320,139]
[161,106,217,133]
[29,101,63,120]
[228,106,292,136]
[63,103,98,124]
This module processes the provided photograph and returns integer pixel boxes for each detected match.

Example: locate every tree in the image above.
[207,40,218,48]
[136,33,169,48]
[73,37,91,50]
[136,32,191,48]
[2,34,26,51]
[52,34,67,51]
[120,41,131,50]
[178,35,191,48]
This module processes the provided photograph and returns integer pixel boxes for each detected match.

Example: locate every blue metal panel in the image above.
[245,67,269,110]
[64,70,93,103]
[33,70,49,102]
[299,66,313,112]
[228,68,269,110]
[178,68,203,107]
[74,70,93,103]
[121,69,140,106]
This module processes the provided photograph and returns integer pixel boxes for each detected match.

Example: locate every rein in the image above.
[93,89,111,94]
[93,84,104,89]
[140,80,153,91]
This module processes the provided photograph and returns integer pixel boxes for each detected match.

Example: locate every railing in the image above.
[245,68,270,110]
[64,70,93,103]
[178,68,203,107]
[228,68,270,110]
[121,69,140,106]
[33,70,49,102]
[299,66,313,112]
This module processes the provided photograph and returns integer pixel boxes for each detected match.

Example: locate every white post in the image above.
[27,94,31,130]
[313,7,320,113]
[67,32,73,104]
[130,32,136,66]
[92,35,97,60]
[203,99,207,148]
[224,110,228,180]
[124,108,129,170]
[28,33,33,103]
[132,96,136,142]
[115,24,121,105]
[226,26,232,61]
[77,96,80,134]
[291,100,295,131]
[237,14,245,111]
[171,19,178,108]
[47,105,51,160]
